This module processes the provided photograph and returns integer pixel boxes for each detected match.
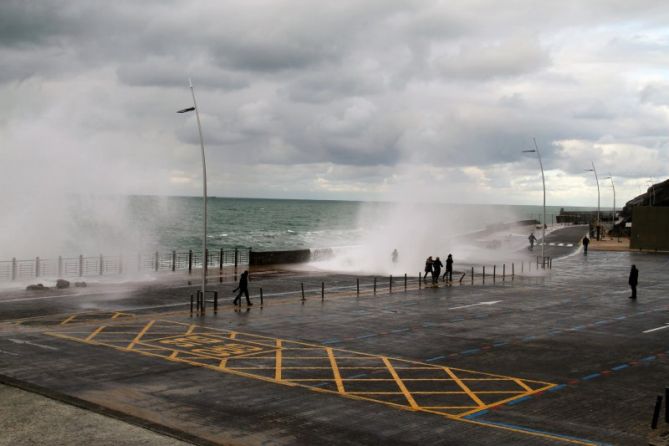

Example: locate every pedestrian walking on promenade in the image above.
[233,270,252,306]
[432,256,443,284]
[443,254,454,282]
[424,257,433,282]
[628,265,638,299]
[528,232,537,250]
[582,235,590,255]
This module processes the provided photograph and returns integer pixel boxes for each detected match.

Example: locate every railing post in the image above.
[419,272,422,288]
[79,255,84,277]
[493,265,496,281]
[154,251,159,272]
[100,254,104,275]
[404,273,407,291]
[188,250,193,274]
[356,278,360,296]
[373,277,377,295]
[321,282,325,301]
[389,275,392,293]
[512,262,514,278]
[260,288,264,306]
[482,266,486,283]
[471,267,474,285]
[58,256,63,277]
[172,250,176,272]
[11,257,16,281]
[219,248,224,283]
[301,283,305,301]
[234,248,239,269]
[502,264,505,281]
[35,257,40,278]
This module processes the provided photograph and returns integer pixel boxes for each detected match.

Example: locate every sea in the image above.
[2,195,598,260]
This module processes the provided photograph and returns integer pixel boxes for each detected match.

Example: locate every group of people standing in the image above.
[424,254,454,284]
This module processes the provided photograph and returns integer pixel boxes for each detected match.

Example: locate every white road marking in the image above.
[449,300,502,310]
[643,323,669,334]
[0,348,18,356]
[8,338,59,350]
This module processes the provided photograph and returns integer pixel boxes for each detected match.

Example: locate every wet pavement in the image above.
[0,225,667,445]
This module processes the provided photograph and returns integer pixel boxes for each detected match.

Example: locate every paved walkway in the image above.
[0,228,667,445]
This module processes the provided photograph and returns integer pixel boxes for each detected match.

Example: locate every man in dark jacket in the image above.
[432,257,443,284]
[233,270,252,306]
[582,235,590,255]
[443,254,454,282]
[628,265,638,299]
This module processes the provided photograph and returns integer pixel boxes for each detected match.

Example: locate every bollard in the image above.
[482,266,486,283]
[666,387,669,423]
[356,278,360,296]
[260,288,264,306]
[321,282,325,301]
[214,291,218,314]
[493,265,496,281]
[58,256,63,277]
[79,255,84,277]
[512,263,514,278]
[404,273,407,291]
[502,264,505,281]
[190,294,194,316]
[471,267,474,285]
[652,395,663,429]
[172,250,176,272]
[100,254,105,275]
[389,275,392,293]
[374,277,377,295]
[188,250,193,274]
[35,257,40,278]
[419,272,422,289]
[154,251,159,272]
[301,283,305,301]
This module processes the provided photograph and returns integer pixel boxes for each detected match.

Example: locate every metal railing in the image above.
[0,247,251,282]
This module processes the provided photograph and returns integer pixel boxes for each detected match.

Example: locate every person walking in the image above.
[443,254,454,282]
[582,235,590,255]
[628,265,638,299]
[432,256,443,284]
[528,233,537,250]
[233,270,252,306]
[423,257,433,282]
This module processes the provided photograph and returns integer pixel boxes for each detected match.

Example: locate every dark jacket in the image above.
[628,267,638,286]
[433,258,443,271]
[446,256,453,271]
[424,260,433,273]
[234,273,249,292]
[583,237,590,246]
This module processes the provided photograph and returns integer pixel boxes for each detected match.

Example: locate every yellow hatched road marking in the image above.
[60,315,77,325]
[382,357,418,410]
[444,367,485,407]
[85,325,106,342]
[275,339,282,381]
[219,332,237,368]
[326,347,345,393]
[127,320,156,350]
[514,378,533,392]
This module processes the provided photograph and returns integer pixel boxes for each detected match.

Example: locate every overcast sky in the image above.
[1,0,668,207]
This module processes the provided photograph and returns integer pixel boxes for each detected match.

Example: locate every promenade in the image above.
[0,226,667,445]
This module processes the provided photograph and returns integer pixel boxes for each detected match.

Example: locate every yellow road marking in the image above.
[443,367,485,407]
[85,325,106,342]
[275,339,282,381]
[326,347,345,394]
[382,357,418,410]
[514,378,533,392]
[219,332,237,368]
[60,315,77,325]
[126,320,156,350]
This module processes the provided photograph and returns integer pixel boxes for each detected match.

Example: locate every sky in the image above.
[1,0,668,208]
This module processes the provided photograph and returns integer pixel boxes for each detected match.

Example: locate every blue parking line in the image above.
[641,355,656,362]
[356,333,377,339]
[548,384,567,392]
[463,409,489,419]
[507,395,532,405]
[391,328,410,333]
[461,348,480,355]
[615,316,627,320]
[593,320,607,325]
[322,339,340,345]
[611,364,629,371]
[426,355,445,362]
[522,335,536,341]
[493,342,507,347]
[582,373,600,381]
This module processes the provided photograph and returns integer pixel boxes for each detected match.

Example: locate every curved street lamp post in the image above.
[585,162,600,240]
[522,138,546,266]
[177,79,208,304]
